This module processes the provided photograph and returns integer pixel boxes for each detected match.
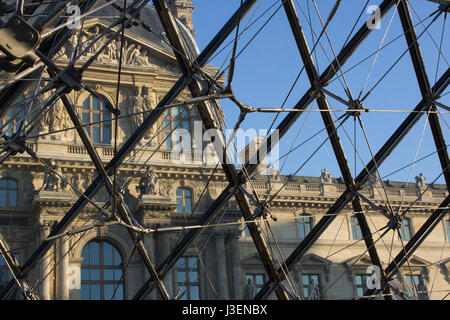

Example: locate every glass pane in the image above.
[173,107,179,117]
[113,247,121,265]
[9,190,17,207]
[357,288,364,297]
[115,284,124,300]
[165,132,172,150]
[104,284,115,300]
[82,113,90,123]
[104,269,114,281]
[93,113,100,123]
[183,120,190,130]
[114,270,122,281]
[303,288,309,297]
[91,284,100,300]
[302,275,309,285]
[177,271,187,283]
[188,257,197,268]
[190,286,199,300]
[178,286,187,300]
[185,199,192,213]
[103,243,113,265]
[177,198,183,213]
[0,180,6,187]
[83,99,90,110]
[8,180,17,188]
[89,242,99,265]
[81,285,89,300]
[176,258,185,268]
[91,269,100,281]
[81,244,90,265]
[92,98,100,111]
[190,271,198,282]
[311,275,318,283]
[355,276,362,285]
[0,190,6,206]
[103,127,111,144]
[255,275,264,285]
[93,127,101,144]
[81,269,89,281]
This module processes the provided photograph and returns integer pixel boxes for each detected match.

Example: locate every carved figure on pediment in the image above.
[137,49,152,66]
[70,172,83,192]
[136,166,158,195]
[320,168,332,184]
[47,98,71,138]
[40,160,63,192]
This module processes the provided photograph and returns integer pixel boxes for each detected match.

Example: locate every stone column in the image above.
[58,238,69,300]
[159,231,173,298]
[39,223,51,300]
[229,231,243,299]
[214,232,229,299]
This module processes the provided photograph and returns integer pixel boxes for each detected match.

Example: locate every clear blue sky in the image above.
[192,0,449,186]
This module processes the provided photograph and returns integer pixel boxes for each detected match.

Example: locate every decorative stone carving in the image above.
[57,27,157,68]
[320,168,332,184]
[136,166,169,197]
[40,160,63,192]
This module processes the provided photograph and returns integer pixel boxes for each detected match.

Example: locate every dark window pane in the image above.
[81,269,89,281]
[113,248,121,265]
[104,269,114,281]
[93,127,101,144]
[114,270,122,281]
[104,284,115,300]
[91,284,101,300]
[103,243,113,266]
[0,191,6,207]
[177,271,186,283]
[190,286,199,300]
[81,285,89,300]
[91,269,100,281]
[89,242,99,265]
[103,127,111,144]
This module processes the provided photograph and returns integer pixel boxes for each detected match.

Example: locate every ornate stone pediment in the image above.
[56,20,179,73]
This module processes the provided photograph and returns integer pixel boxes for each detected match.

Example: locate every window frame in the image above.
[297,214,313,239]
[354,273,370,298]
[399,218,412,241]
[0,178,18,208]
[175,256,200,300]
[176,188,192,213]
[350,216,363,240]
[300,273,321,300]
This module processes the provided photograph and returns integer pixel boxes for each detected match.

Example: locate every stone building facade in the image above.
[0,2,449,300]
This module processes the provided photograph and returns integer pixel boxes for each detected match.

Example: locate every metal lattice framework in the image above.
[0,0,448,300]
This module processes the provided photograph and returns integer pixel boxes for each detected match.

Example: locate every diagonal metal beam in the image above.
[281,0,392,300]
[255,65,450,299]
[364,195,450,298]
[151,0,289,300]
[397,0,450,189]
[132,0,399,300]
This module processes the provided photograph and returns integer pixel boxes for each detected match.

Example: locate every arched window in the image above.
[163,106,190,150]
[176,188,192,213]
[350,216,363,240]
[0,179,18,207]
[81,95,111,144]
[81,240,124,300]
[297,215,313,239]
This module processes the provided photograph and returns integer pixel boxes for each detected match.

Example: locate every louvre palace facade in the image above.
[0,1,449,301]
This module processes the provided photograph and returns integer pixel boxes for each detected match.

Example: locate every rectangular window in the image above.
[354,274,369,297]
[350,216,363,240]
[404,274,428,299]
[400,219,412,241]
[301,274,320,299]
[176,256,200,300]
[245,273,265,297]
[447,220,450,242]
[297,216,313,238]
